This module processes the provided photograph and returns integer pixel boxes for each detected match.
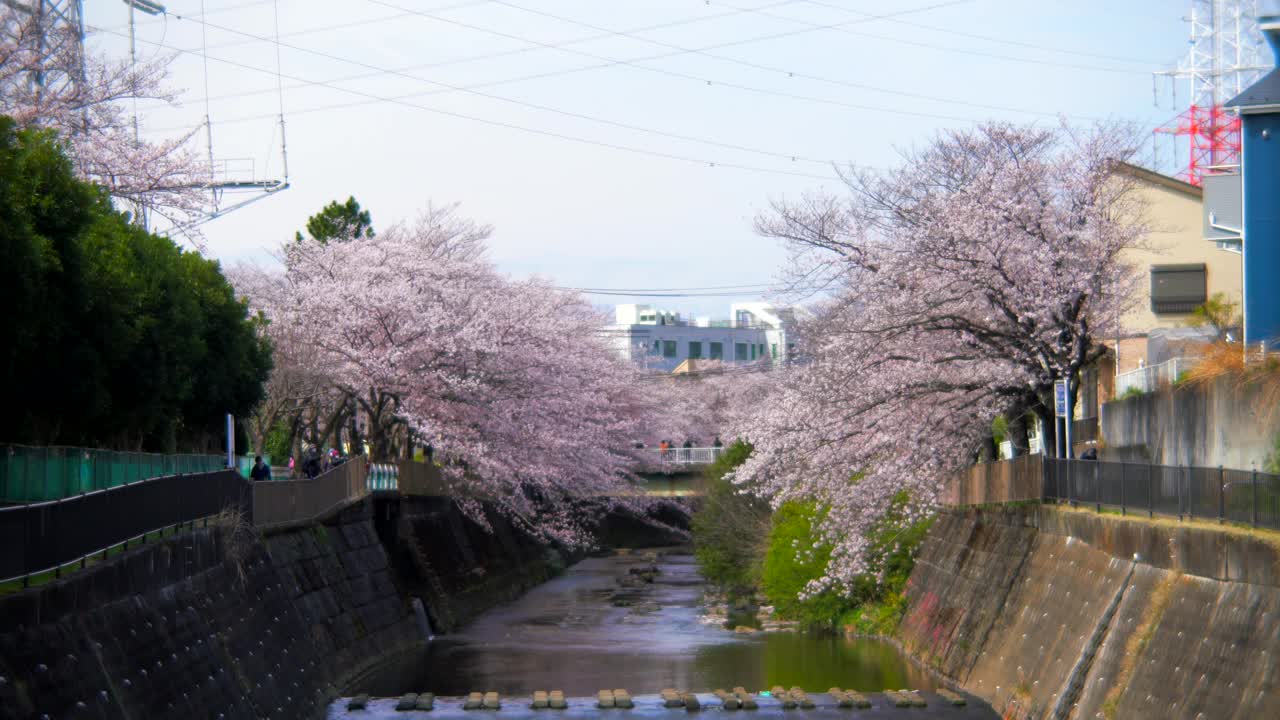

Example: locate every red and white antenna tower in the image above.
[1154,0,1268,185]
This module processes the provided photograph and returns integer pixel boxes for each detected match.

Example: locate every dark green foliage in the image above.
[691,441,770,594]
[0,117,271,450]
[295,196,373,245]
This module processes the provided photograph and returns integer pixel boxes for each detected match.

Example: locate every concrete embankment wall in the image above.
[1100,374,1278,468]
[901,505,1280,719]
[0,492,690,720]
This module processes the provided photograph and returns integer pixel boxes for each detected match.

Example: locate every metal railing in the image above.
[1044,458,1280,528]
[0,470,251,585]
[250,460,368,529]
[1115,356,1194,397]
[652,447,725,465]
[944,456,1280,530]
[1,444,226,504]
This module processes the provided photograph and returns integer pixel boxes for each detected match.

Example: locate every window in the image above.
[771,343,778,359]
[1150,264,1207,314]
[652,340,660,354]
[710,342,723,360]
[688,341,703,359]
[759,343,765,357]
[735,342,748,360]
[750,344,757,360]
[662,340,677,358]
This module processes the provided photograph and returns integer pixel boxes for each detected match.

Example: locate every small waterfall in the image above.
[412,596,435,641]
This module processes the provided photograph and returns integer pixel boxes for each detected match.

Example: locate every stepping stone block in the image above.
[597,690,616,709]
[416,693,435,711]
[681,692,701,711]
[483,692,501,710]
[549,690,568,710]
[347,694,370,711]
[532,690,549,709]
[661,689,684,708]
[899,690,925,708]
[613,689,634,709]
[883,690,910,708]
[396,693,419,711]
[464,692,484,710]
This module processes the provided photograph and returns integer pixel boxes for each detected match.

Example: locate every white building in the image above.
[609,302,796,372]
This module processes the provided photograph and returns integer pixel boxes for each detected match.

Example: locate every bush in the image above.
[691,441,770,594]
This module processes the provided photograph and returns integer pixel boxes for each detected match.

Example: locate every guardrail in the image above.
[1115,356,1194,397]
[251,460,368,529]
[1044,458,1280,528]
[651,447,725,465]
[1,444,226,503]
[0,470,251,586]
[944,455,1280,530]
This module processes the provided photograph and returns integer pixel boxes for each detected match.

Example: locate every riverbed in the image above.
[333,550,996,717]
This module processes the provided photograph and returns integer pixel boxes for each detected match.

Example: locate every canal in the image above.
[331,550,997,717]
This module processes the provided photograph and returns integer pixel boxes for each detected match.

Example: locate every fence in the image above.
[944,455,1280,530]
[0,470,250,585]
[942,454,1045,506]
[652,447,725,465]
[1115,356,1194,397]
[1044,458,1280,528]
[396,460,449,496]
[1,444,226,503]
[250,460,368,529]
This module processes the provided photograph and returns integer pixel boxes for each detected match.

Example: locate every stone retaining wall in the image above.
[901,505,1280,719]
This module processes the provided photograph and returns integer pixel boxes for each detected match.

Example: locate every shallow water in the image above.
[350,551,939,697]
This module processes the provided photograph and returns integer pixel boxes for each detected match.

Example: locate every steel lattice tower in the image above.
[1155,0,1268,185]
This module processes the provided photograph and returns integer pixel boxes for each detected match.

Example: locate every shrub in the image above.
[691,441,770,594]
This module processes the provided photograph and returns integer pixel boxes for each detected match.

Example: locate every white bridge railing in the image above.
[650,447,724,465]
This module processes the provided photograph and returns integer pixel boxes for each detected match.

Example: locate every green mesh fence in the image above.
[0,445,228,503]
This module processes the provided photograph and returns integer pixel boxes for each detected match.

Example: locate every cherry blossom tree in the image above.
[240,204,663,544]
[735,122,1149,593]
[1,4,208,229]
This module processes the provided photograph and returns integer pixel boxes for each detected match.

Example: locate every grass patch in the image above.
[1048,503,1280,550]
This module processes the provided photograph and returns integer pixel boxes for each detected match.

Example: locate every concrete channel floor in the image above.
[327,692,998,718]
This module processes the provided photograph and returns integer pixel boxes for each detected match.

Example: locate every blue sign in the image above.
[1054,380,1067,417]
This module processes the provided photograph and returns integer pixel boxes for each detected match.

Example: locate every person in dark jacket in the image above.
[250,455,272,481]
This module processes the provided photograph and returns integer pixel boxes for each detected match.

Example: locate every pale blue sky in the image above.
[83,0,1225,317]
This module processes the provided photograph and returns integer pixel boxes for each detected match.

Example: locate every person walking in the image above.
[713,436,723,449]
[250,455,272,481]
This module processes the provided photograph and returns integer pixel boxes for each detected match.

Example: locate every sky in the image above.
[81,0,1224,317]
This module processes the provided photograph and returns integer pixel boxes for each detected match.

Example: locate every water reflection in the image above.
[351,552,933,697]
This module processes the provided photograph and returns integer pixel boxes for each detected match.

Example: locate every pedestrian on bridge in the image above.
[250,455,272,481]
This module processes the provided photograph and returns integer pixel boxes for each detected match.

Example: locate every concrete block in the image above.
[415,692,434,711]
[395,692,419,711]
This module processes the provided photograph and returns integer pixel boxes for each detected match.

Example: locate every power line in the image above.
[147,0,1090,139]
[361,0,1051,125]
[799,0,1163,66]
[708,0,1154,75]
[90,23,841,182]
[142,11,846,167]
[487,0,1090,121]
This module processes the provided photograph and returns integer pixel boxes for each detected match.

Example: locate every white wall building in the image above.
[609,303,796,372]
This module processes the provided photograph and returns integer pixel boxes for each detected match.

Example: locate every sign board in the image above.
[1054,380,1067,418]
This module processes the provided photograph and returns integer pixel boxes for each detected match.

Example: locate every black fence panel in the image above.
[0,470,251,584]
[1041,456,1280,530]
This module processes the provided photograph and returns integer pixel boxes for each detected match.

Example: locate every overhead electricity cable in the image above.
[150,0,1024,133]
[706,0,1153,75]
[358,0,1017,125]
[142,13,845,166]
[569,282,779,292]
[89,24,840,182]
[179,0,812,107]
[798,0,1163,66]
[172,0,497,56]
[488,0,1084,120]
